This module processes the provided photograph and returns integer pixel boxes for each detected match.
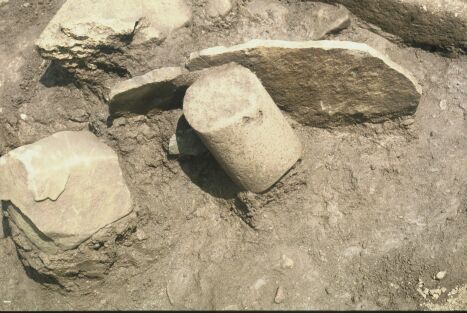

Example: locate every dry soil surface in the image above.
[0,0,466,310]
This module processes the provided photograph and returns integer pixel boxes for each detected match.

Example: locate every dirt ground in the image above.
[0,0,466,310]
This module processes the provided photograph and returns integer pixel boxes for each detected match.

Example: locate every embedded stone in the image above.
[168,117,207,157]
[206,0,234,18]
[318,0,467,53]
[0,131,132,253]
[36,0,192,61]
[109,67,188,116]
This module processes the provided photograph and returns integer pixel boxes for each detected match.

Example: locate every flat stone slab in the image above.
[36,0,192,61]
[109,67,188,116]
[187,39,422,127]
[319,0,467,54]
[109,67,211,116]
[0,131,132,253]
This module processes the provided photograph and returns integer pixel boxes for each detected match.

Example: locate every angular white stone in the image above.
[187,39,422,126]
[0,131,132,252]
[36,0,192,60]
[183,63,303,193]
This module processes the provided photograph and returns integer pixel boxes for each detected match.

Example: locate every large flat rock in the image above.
[109,67,188,116]
[109,66,211,116]
[187,39,422,127]
[36,0,192,61]
[317,0,467,54]
[0,131,132,253]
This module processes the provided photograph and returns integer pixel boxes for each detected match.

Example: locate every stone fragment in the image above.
[206,0,234,18]
[274,286,286,304]
[135,228,147,241]
[183,63,303,193]
[109,67,188,116]
[109,67,212,116]
[187,39,422,127]
[0,131,132,253]
[317,0,467,54]
[289,2,350,39]
[168,117,207,157]
[280,255,294,269]
[435,271,447,280]
[36,0,192,63]
[246,0,288,22]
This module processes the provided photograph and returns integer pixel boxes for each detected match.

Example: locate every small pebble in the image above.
[401,118,415,127]
[435,271,447,280]
[439,99,447,110]
[280,255,294,269]
[274,286,285,304]
[376,296,391,307]
[136,228,147,241]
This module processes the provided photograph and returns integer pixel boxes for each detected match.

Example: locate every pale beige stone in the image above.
[297,3,350,39]
[0,131,132,253]
[206,0,234,18]
[318,0,467,53]
[245,0,289,22]
[109,67,212,116]
[36,0,192,60]
[187,39,422,127]
[183,63,303,193]
[109,67,188,116]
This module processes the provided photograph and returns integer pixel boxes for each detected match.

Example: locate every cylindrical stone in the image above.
[183,63,303,193]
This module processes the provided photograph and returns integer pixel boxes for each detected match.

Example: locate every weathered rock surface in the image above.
[317,0,467,54]
[187,40,422,127]
[244,1,350,40]
[245,0,289,23]
[36,0,192,72]
[6,202,137,291]
[109,67,212,116]
[0,131,132,253]
[206,0,234,18]
[184,63,303,193]
[288,2,350,39]
[109,67,188,116]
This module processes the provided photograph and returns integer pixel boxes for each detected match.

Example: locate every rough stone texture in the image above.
[109,67,188,116]
[245,0,289,22]
[0,131,132,253]
[6,201,137,292]
[187,39,422,127]
[316,0,467,54]
[245,1,350,40]
[35,0,192,84]
[206,0,234,18]
[288,2,350,40]
[183,63,303,193]
[109,67,214,116]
